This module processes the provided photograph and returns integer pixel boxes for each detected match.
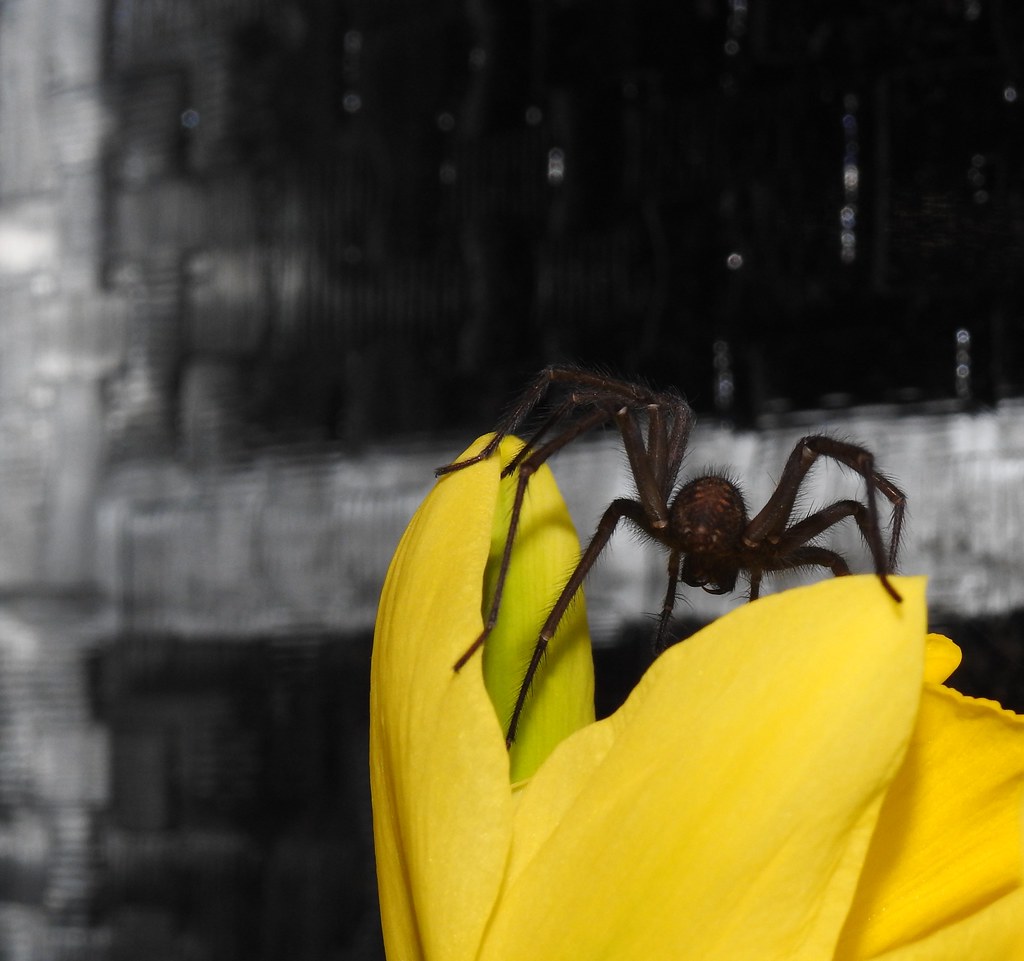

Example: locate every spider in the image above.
[436,365,906,746]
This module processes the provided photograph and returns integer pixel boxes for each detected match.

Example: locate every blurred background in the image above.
[1,0,1024,957]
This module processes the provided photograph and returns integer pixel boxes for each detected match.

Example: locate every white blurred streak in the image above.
[95,402,1024,642]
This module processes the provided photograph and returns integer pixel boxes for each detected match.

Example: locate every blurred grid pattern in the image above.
[0,0,1023,958]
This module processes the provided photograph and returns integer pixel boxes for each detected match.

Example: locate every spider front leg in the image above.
[451,404,614,672]
[434,370,563,477]
[435,364,659,477]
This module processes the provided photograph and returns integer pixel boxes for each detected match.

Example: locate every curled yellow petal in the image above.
[480,577,926,961]
[370,434,593,961]
[480,438,595,782]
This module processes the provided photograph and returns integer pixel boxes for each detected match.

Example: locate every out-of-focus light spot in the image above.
[343,92,362,113]
[525,105,543,126]
[973,189,990,204]
[439,161,457,185]
[840,96,859,265]
[437,112,455,132]
[0,220,56,274]
[469,47,487,69]
[180,108,200,129]
[727,0,747,38]
[968,167,985,187]
[971,153,986,167]
[725,252,744,270]
[1004,85,1018,103]
[955,327,972,399]
[840,230,856,263]
[547,147,565,184]
[964,0,981,21]
[344,30,362,53]
[724,39,740,56]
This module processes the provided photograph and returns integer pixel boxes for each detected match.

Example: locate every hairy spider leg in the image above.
[499,398,580,477]
[765,467,905,573]
[646,405,667,492]
[742,436,902,602]
[746,499,867,600]
[662,401,693,498]
[871,471,907,569]
[777,498,885,555]
[505,497,650,746]
[640,400,694,505]
[765,545,853,581]
[654,550,683,653]
[615,407,674,528]
[451,405,615,673]
[435,365,662,477]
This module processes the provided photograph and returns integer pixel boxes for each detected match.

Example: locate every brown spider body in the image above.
[662,476,749,594]
[669,475,747,552]
[438,365,906,746]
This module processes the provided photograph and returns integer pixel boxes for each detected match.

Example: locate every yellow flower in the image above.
[370,435,1024,961]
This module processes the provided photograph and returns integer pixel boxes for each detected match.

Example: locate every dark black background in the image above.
[153,0,1024,441]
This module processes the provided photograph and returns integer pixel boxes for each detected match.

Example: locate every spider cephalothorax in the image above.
[437,365,906,745]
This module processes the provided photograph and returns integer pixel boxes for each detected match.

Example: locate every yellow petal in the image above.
[370,434,593,961]
[480,577,926,961]
[923,633,962,685]
[836,683,1024,960]
[481,438,595,782]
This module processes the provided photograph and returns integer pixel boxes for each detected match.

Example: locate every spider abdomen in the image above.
[668,476,748,554]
